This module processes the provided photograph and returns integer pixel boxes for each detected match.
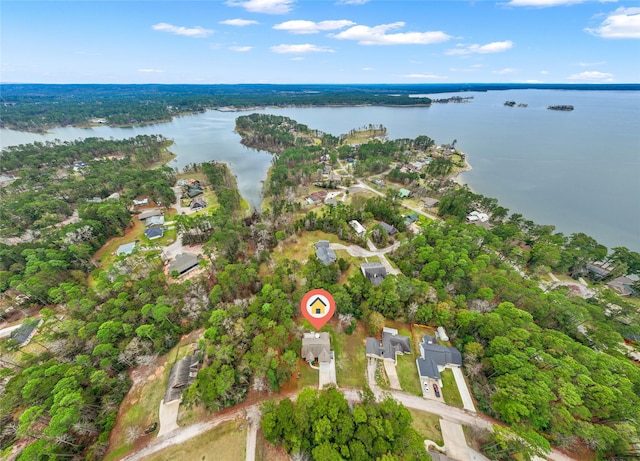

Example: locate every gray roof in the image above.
[169,253,200,275]
[360,262,387,286]
[423,197,440,208]
[116,242,136,256]
[607,275,639,296]
[585,263,611,279]
[314,241,337,265]
[145,215,165,227]
[301,332,331,363]
[190,197,207,209]
[382,329,411,360]
[164,354,200,402]
[366,338,382,356]
[138,209,162,220]
[417,356,441,380]
[10,319,41,346]
[380,222,398,235]
[144,226,164,239]
[419,335,462,368]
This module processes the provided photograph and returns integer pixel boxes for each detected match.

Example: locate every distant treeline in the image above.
[3,83,637,132]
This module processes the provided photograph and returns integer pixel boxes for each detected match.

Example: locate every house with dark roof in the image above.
[301,332,331,363]
[186,186,204,198]
[380,222,398,236]
[360,262,387,286]
[10,319,43,347]
[314,240,337,265]
[366,327,411,363]
[585,263,612,281]
[164,351,200,403]
[144,226,164,240]
[169,253,200,275]
[415,335,462,387]
[404,213,419,227]
[116,242,136,256]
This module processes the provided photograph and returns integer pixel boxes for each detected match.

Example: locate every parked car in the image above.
[423,382,429,392]
[433,383,441,398]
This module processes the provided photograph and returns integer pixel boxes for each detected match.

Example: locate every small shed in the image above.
[349,220,366,236]
[116,242,136,256]
[144,227,164,240]
[398,188,411,198]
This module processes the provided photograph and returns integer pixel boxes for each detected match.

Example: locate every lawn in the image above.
[103,339,197,461]
[440,369,464,409]
[408,408,444,446]
[395,354,422,396]
[141,419,246,461]
[329,321,367,388]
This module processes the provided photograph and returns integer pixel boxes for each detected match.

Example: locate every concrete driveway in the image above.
[440,419,471,461]
[422,377,444,403]
[319,352,337,389]
[451,367,476,412]
[157,399,181,437]
[383,361,402,390]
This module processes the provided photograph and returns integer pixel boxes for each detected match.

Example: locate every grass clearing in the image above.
[396,354,422,396]
[408,408,444,446]
[104,340,197,461]
[441,369,464,408]
[141,419,246,461]
[329,321,367,388]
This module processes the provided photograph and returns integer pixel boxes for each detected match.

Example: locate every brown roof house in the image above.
[301,332,331,364]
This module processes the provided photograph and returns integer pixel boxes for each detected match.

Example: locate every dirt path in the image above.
[245,406,260,461]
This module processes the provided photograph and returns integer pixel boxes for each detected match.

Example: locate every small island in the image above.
[504,101,528,107]
[547,105,574,111]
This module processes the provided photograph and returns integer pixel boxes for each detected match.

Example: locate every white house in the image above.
[349,220,366,236]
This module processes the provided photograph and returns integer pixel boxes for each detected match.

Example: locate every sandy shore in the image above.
[452,151,473,186]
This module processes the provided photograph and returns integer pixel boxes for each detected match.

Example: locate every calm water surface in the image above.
[2,89,638,251]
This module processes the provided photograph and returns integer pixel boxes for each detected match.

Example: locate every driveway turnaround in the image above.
[157,399,180,437]
[440,419,471,461]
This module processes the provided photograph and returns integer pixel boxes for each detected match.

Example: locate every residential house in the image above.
[423,197,440,208]
[10,319,43,347]
[314,240,337,266]
[133,198,149,206]
[186,186,204,198]
[380,221,398,236]
[607,274,639,296]
[466,211,489,223]
[360,262,387,286]
[190,197,207,211]
[164,351,201,403]
[415,335,462,388]
[116,242,136,256]
[106,192,120,200]
[349,220,366,237]
[138,209,163,220]
[585,263,612,281]
[169,253,201,276]
[398,188,411,199]
[301,332,332,363]
[366,327,411,363]
[144,227,164,240]
[404,213,419,227]
[145,215,165,227]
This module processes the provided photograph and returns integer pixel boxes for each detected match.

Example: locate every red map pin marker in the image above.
[300,289,336,330]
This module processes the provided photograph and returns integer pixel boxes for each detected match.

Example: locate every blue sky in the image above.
[2,0,639,84]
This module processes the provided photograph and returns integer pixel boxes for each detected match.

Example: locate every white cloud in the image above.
[219,18,259,27]
[445,40,513,55]
[404,73,446,79]
[270,44,335,54]
[494,68,518,74]
[577,61,606,67]
[138,68,165,73]
[337,0,369,4]
[229,46,253,52]
[586,7,640,39]
[508,0,615,7]
[152,23,213,38]
[568,70,614,81]
[291,57,305,61]
[540,70,549,74]
[274,20,355,34]
[362,67,374,71]
[333,22,451,45]
[226,0,294,15]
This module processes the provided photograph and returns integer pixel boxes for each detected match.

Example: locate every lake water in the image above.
[1,89,639,251]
